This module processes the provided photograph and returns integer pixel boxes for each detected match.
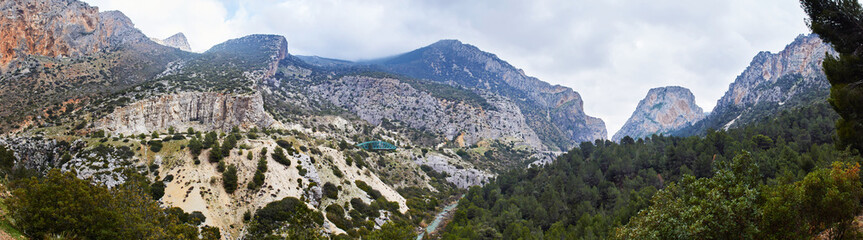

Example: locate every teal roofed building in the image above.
[356,141,397,151]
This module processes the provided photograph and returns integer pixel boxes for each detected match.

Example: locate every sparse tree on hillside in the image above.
[223,164,238,194]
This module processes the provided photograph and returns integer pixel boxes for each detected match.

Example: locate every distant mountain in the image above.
[613,86,704,141]
[677,34,835,135]
[151,32,191,51]
[367,39,606,149]
[295,55,354,68]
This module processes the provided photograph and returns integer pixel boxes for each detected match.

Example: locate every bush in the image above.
[248,197,324,238]
[217,160,226,172]
[223,164,238,194]
[148,140,163,153]
[201,225,221,240]
[355,180,383,200]
[326,204,352,230]
[188,138,203,157]
[209,142,222,163]
[276,139,292,149]
[272,147,291,166]
[189,211,206,225]
[249,171,265,190]
[222,134,238,151]
[350,198,378,218]
[150,181,166,200]
[323,182,339,199]
[203,132,217,149]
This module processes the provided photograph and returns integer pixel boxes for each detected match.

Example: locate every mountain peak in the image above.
[151,32,191,51]
[374,38,607,147]
[430,39,465,47]
[205,34,288,60]
[613,86,704,141]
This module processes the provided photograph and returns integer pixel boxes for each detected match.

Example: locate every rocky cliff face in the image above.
[372,40,606,149]
[613,86,703,141]
[152,32,191,51]
[414,154,492,188]
[716,34,832,112]
[1,0,104,69]
[95,92,278,135]
[311,76,546,150]
[0,0,153,71]
[679,34,835,134]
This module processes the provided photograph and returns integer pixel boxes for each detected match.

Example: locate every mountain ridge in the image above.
[676,34,835,135]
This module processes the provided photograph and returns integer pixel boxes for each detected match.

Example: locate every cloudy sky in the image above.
[83,0,812,135]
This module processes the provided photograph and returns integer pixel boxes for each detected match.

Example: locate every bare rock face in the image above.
[716,34,833,110]
[311,76,546,150]
[680,34,836,134]
[613,86,704,141]
[0,0,150,71]
[95,92,278,135]
[375,39,607,149]
[414,154,492,189]
[1,0,104,69]
[152,32,191,51]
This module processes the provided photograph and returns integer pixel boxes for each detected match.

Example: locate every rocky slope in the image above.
[371,40,606,149]
[311,75,545,150]
[152,32,191,51]
[95,92,279,135]
[678,34,836,135]
[613,86,704,141]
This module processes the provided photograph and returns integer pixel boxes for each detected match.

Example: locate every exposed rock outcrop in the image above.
[152,32,191,51]
[0,0,152,71]
[414,154,492,188]
[680,34,836,134]
[0,0,104,69]
[372,39,606,149]
[311,76,546,150]
[95,92,279,135]
[716,34,833,111]
[613,86,704,141]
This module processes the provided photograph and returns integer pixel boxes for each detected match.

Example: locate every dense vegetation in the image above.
[8,170,207,239]
[441,102,863,239]
[802,0,863,154]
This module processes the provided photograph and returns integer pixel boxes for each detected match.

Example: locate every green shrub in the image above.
[323,182,339,199]
[223,164,238,194]
[272,147,291,166]
[150,181,166,200]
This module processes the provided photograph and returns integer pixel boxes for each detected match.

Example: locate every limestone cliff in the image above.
[310,76,546,150]
[613,86,704,141]
[95,92,278,135]
[679,34,836,134]
[0,0,153,71]
[372,39,606,149]
[152,32,191,51]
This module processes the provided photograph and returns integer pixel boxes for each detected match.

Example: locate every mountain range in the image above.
[0,0,841,238]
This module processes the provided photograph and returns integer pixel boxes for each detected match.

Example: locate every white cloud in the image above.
[82,0,812,135]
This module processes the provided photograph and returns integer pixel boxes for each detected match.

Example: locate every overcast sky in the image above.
[83,0,813,135]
